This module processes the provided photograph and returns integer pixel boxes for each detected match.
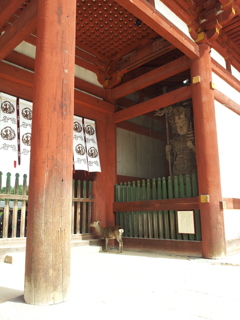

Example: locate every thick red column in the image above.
[190,44,226,258]
[24,1,76,305]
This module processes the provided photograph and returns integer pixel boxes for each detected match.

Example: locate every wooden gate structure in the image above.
[0,172,94,239]
[1,0,240,305]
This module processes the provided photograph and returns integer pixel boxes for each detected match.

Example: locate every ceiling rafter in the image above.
[113,86,191,123]
[0,0,26,31]
[112,55,190,99]
[0,0,38,61]
[114,0,199,59]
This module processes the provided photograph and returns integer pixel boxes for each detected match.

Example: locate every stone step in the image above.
[0,234,102,262]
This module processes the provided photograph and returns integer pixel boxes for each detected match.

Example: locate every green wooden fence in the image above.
[115,174,201,241]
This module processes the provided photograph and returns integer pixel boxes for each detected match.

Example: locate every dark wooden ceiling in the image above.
[0,0,239,96]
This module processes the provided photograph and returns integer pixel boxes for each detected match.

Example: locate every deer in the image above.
[90,221,124,253]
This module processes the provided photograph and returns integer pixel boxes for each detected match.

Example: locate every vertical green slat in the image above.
[132,181,138,237]
[76,180,81,234]
[174,176,182,240]
[87,181,92,233]
[137,180,143,237]
[152,178,158,239]
[20,174,27,237]
[123,182,128,237]
[186,174,194,240]
[162,177,170,239]
[82,181,87,233]
[192,173,201,241]
[115,184,120,226]
[157,178,164,239]
[147,179,153,238]
[119,183,124,232]
[71,179,75,234]
[12,173,19,238]
[127,181,133,237]
[179,175,185,198]
[142,180,148,238]
[168,176,176,239]
[3,172,11,238]
[180,175,188,240]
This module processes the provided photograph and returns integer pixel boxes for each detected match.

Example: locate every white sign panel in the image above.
[177,211,195,234]
[73,116,88,171]
[84,118,101,172]
[0,93,18,167]
[19,99,32,169]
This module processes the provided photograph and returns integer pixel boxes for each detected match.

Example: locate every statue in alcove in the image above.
[155,101,196,176]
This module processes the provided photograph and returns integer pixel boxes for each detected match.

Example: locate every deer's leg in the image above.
[119,239,123,253]
[105,238,109,252]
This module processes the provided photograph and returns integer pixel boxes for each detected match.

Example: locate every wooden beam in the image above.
[159,0,190,23]
[113,86,191,123]
[110,38,175,75]
[214,89,240,115]
[0,61,34,88]
[75,90,115,114]
[0,61,115,114]
[211,58,240,92]
[5,50,35,72]
[117,121,165,141]
[112,55,190,99]
[0,0,38,61]
[74,77,105,99]
[113,197,200,212]
[0,0,25,30]
[0,78,33,101]
[114,0,199,59]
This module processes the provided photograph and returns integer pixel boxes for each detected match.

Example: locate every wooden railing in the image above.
[114,174,202,241]
[0,172,94,238]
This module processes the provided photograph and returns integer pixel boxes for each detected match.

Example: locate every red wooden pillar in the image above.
[24,0,76,305]
[104,90,117,226]
[190,44,226,258]
[93,89,117,227]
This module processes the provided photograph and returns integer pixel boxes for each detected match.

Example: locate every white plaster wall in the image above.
[232,66,240,81]
[212,73,240,105]
[210,49,226,69]
[14,41,102,87]
[224,210,240,240]
[215,101,240,198]
[154,1,192,39]
[117,122,166,179]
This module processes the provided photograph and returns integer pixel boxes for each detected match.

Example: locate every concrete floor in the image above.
[0,247,240,320]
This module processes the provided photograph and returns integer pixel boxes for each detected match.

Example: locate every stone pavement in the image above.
[0,247,240,320]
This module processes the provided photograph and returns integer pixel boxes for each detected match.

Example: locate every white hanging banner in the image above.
[0,93,18,167]
[73,116,88,171]
[84,118,101,172]
[19,99,32,170]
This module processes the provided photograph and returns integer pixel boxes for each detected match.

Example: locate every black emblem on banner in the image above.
[1,126,16,140]
[1,101,15,114]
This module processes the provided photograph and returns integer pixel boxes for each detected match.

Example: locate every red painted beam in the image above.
[0,0,25,30]
[113,197,200,212]
[5,50,35,72]
[0,61,114,114]
[74,90,115,114]
[0,61,34,88]
[0,0,38,61]
[117,121,165,141]
[112,55,190,99]
[114,0,199,59]
[214,89,240,115]
[211,58,240,92]
[113,86,192,123]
